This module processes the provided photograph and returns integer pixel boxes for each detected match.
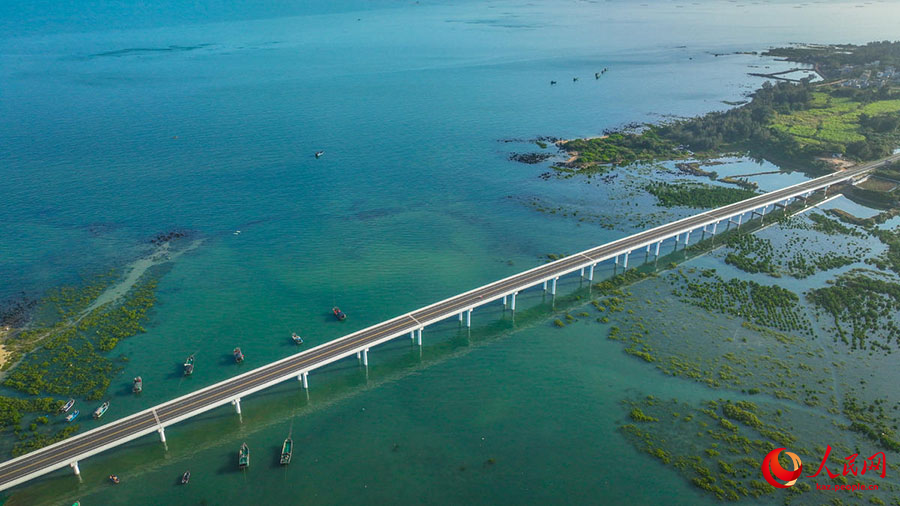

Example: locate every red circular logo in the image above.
[761,448,803,488]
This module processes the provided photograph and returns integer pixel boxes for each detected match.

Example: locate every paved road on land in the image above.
[0,153,895,491]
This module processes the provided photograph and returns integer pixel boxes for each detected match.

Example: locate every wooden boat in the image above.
[184,355,194,376]
[65,410,79,422]
[292,333,303,345]
[93,401,109,419]
[133,376,142,394]
[238,442,250,469]
[233,347,244,363]
[280,438,293,465]
[181,470,190,484]
[109,474,120,484]
[332,307,347,321]
[60,398,75,413]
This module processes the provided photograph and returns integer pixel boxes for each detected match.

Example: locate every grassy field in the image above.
[771,92,900,150]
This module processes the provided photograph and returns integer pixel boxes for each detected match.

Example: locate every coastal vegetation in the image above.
[559,43,900,179]
[3,278,157,401]
[0,271,160,456]
[644,182,758,209]
[808,269,900,350]
[668,269,810,333]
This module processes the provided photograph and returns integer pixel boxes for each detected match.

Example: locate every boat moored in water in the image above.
[280,438,293,465]
[109,474,119,484]
[332,307,347,321]
[233,347,244,363]
[60,398,75,413]
[291,333,303,345]
[184,355,194,376]
[133,376,142,394]
[93,401,110,419]
[65,410,79,422]
[239,442,250,469]
[181,470,191,484]
[315,150,325,158]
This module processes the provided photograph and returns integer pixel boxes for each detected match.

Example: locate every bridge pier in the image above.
[466,309,472,328]
[302,372,309,389]
[542,280,547,291]
[416,328,422,346]
[551,277,558,295]
[458,311,463,322]
[588,263,595,281]
[70,461,80,476]
[158,427,166,444]
[511,291,518,311]
[502,295,507,307]
[623,252,629,269]
[232,398,242,415]
[579,267,584,278]
[654,241,661,257]
[363,348,369,366]
[410,330,415,341]
[711,221,718,235]
[684,231,691,247]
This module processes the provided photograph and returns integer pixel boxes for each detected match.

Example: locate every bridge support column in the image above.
[356,351,361,360]
[416,328,423,346]
[158,427,166,443]
[614,255,619,265]
[363,348,369,366]
[410,330,415,341]
[502,295,507,307]
[233,398,242,415]
[71,461,80,476]
[684,231,691,247]
[711,221,718,235]
[623,252,629,269]
[580,267,584,278]
[511,292,518,311]
[551,277,558,295]
[588,263,595,281]
[466,309,472,328]
[542,280,547,291]
[302,372,309,389]
[458,311,463,322]
[654,241,661,257]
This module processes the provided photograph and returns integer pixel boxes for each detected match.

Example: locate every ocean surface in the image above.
[2,1,900,504]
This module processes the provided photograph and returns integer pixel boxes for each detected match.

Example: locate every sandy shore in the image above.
[0,343,9,370]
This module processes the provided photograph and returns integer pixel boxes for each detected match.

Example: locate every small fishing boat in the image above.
[238,442,250,469]
[233,347,244,363]
[280,438,293,465]
[93,401,110,419]
[60,398,75,413]
[109,474,120,484]
[291,333,303,345]
[332,307,347,321]
[181,470,191,484]
[315,151,325,158]
[133,376,142,394]
[65,410,79,423]
[184,355,194,376]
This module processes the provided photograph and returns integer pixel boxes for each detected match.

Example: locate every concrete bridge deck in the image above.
[0,153,895,492]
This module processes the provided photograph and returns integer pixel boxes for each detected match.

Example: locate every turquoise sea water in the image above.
[2,1,900,504]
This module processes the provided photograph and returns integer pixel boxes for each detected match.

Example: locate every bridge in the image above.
[0,154,895,492]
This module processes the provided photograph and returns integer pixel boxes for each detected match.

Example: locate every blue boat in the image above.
[292,333,303,345]
[65,410,79,422]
